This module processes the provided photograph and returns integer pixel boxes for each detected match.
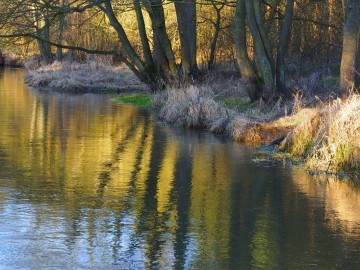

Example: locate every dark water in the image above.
[0,69,360,269]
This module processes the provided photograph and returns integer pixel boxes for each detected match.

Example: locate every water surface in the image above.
[0,68,360,269]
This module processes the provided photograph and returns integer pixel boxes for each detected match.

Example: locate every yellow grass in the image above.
[160,85,360,178]
[158,86,291,145]
[25,60,148,93]
[158,85,236,130]
[280,94,360,176]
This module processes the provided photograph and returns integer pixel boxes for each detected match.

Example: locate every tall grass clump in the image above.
[158,85,291,145]
[280,94,360,176]
[158,85,235,132]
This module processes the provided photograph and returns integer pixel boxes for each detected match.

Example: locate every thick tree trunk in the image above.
[253,0,275,72]
[234,0,254,78]
[37,28,52,63]
[144,0,177,75]
[153,27,171,81]
[276,0,295,95]
[185,0,197,73]
[340,0,360,95]
[174,0,197,74]
[245,0,274,100]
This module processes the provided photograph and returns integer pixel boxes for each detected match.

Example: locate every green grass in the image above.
[112,94,151,107]
[217,97,258,112]
[322,76,340,87]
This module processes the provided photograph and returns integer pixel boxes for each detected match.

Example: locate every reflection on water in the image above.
[291,171,360,234]
[0,68,360,269]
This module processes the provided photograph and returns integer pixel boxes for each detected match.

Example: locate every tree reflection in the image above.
[1,69,360,269]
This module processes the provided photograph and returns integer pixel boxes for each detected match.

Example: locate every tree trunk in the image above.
[208,0,224,69]
[276,0,295,95]
[144,0,177,75]
[56,0,68,60]
[134,0,155,72]
[356,36,360,88]
[33,2,52,64]
[245,0,274,100]
[174,0,197,74]
[0,50,4,66]
[234,0,254,78]
[101,0,152,83]
[185,0,197,74]
[253,0,275,73]
[340,0,360,95]
[152,27,171,83]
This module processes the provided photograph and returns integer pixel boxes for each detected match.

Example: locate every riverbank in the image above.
[154,86,359,179]
[25,61,149,94]
[24,62,359,179]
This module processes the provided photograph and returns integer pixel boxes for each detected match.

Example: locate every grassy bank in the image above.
[25,61,149,94]
[154,84,295,146]
[113,94,151,107]
[280,95,360,178]
[155,84,359,179]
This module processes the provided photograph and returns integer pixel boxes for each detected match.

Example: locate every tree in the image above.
[234,0,295,101]
[340,0,360,95]
[0,0,347,98]
[55,0,69,60]
[245,0,274,100]
[0,50,4,66]
[207,0,225,70]
[276,0,295,95]
[173,0,197,75]
[234,0,254,78]
[0,0,182,89]
[33,1,53,63]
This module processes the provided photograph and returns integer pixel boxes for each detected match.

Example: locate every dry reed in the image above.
[160,84,360,177]
[281,94,360,176]
[25,60,148,93]
[158,85,235,131]
[158,86,292,145]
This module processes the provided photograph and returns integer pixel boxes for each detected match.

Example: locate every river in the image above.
[0,68,359,269]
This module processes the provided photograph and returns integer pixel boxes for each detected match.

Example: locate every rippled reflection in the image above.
[0,68,360,269]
